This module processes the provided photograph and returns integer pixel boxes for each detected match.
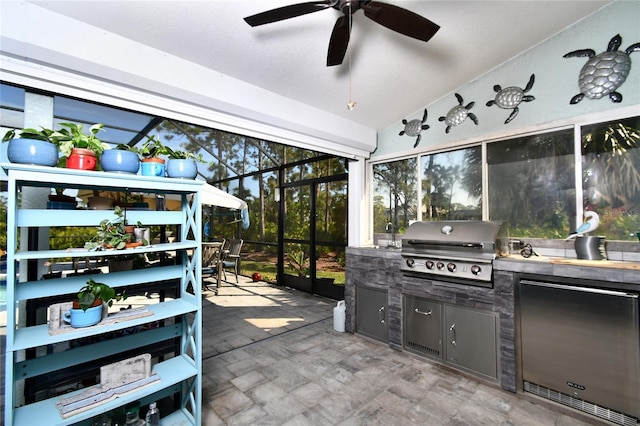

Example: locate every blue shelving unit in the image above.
[2,163,203,425]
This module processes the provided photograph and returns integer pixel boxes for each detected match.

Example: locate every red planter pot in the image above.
[67,148,97,170]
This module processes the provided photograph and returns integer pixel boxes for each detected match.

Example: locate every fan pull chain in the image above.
[347,1,356,110]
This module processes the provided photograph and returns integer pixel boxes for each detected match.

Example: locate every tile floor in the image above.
[199,277,605,426]
[0,276,609,425]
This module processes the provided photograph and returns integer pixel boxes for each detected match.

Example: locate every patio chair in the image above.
[201,239,225,294]
[222,239,243,283]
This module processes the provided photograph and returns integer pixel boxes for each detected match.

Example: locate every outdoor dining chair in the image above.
[222,239,243,283]
[201,239,225,294]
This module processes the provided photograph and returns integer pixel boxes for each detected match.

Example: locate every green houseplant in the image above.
[75,278,127,311]
[2,127,60,167]
[85,206,140,251]
[54,122,109,170]
[64,278,127,328]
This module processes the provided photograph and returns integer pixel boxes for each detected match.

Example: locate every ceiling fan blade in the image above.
[362,1,440,43]
[244,1,333,27]
[327,15,350,66]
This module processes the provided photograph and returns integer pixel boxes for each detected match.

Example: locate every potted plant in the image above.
[283,250,312,292]
[63,278,126,328]
[164,146,208,179]
[100,143,140,174]
[84,206,141,251]
[53,122,109,170]
[139,135,168,177]
[42,260,62,280]
[2,127,59,167]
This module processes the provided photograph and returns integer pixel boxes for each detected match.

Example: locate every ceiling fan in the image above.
[244,0,440,66]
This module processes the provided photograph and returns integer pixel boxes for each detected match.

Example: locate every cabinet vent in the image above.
[524,381,638,426]
[406,340,440,357]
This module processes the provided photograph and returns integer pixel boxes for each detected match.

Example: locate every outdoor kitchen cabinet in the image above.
[3,163,203,426]
[356,285,387,343]
[404,295,498,381]
[444,305,498,381]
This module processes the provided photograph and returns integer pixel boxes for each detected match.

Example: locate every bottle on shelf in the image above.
[124,405,145,426]
[145,402,160,426]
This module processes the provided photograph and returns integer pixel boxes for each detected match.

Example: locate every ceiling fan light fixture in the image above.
[346,1,356,111]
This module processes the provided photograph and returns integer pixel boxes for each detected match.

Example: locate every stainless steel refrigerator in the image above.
[520,279,640,422]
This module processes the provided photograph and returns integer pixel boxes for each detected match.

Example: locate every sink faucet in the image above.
[386,222,397,247]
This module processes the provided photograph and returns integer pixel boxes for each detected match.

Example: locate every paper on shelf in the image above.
[55,373,161,418]
[48,303,153,335]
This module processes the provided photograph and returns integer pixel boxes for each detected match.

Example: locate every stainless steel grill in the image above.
[401,220,508,287]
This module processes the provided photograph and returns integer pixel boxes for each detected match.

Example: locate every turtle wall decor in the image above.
[486,74,535,124]
[438,93,478,134]
[563,34,640,104]
[399,109,429,147]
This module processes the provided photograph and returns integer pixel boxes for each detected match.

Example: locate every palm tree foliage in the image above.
[155,119,349,259]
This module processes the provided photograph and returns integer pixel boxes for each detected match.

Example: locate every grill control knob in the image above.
[447,263,456,272]
[436,262,445,270]
[406,258,415,268]
[471,265,482,275]
[426,260,435,270]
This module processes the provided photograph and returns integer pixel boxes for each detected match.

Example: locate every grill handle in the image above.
[414,308,432,316]
[449,323,456,346]
[405,239,484,249]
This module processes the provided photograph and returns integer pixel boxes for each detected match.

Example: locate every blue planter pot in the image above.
[140,158,165,177]
[167,159,198,179]
[100,149,140,174]
[7,138,59,167]
[63,304,103,328]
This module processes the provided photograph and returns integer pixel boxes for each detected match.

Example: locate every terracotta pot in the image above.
[67,148,97,170]
[88,196,114,210]
[72,297,103,310]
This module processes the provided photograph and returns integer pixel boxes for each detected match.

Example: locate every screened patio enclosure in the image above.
[0,83,348,299]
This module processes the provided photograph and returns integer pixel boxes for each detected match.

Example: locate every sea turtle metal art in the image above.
[438,93,478,134]
[563,34,640,104]
[399,109,429,147]
[486,74,535,124]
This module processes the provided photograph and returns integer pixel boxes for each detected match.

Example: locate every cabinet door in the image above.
[404,297,442,360]
[444,305,497,380]
[356,286,387,343]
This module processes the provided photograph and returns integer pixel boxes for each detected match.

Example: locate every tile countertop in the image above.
[494,255,640,289]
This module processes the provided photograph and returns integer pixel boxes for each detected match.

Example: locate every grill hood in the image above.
[401,221,509,286]
[402,220,509,259]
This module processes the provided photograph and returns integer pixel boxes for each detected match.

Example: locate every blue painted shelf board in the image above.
[13,355,197,426]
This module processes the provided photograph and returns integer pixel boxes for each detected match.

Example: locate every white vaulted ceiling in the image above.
[23,1,612,131]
